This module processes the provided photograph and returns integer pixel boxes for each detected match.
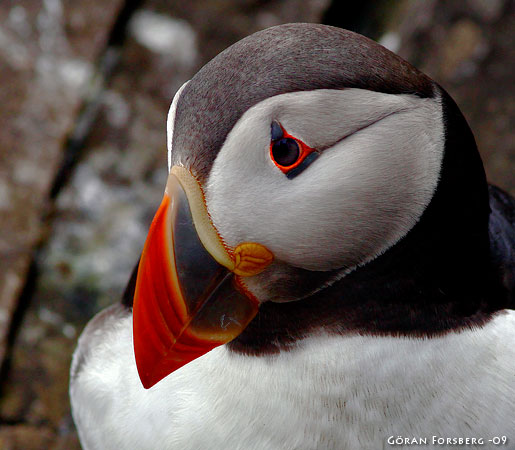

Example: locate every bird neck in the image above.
[229,91,510,356]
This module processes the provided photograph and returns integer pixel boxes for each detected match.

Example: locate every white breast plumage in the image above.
[71,308,515,450]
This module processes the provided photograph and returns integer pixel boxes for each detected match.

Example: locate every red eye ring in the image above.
[269,124,317,174]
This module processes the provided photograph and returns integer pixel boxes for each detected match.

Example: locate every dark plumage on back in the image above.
[489,185,515,301]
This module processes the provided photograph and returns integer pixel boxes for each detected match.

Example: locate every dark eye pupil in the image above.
[272,138,300,167]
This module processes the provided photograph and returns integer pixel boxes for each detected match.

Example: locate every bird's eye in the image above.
[271,138,300,167]
[269,121,319,179]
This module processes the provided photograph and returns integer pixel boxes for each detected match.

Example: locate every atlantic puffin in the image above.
[70,23,515,449]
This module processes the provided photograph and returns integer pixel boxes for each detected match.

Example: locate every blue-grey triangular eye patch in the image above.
[286,152,320,180]
[271,121,283,140]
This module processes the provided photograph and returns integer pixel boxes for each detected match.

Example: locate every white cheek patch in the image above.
[205,88,444,272]
[167,81,189,172]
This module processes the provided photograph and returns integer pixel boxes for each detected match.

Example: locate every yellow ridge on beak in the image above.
[170,166,273,276]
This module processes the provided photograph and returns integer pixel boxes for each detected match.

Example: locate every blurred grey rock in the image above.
[0,424,54,450]
[129,10,198,66]
[439,20,486,80]
[467,0,505,22]
[0,0,125,367]
[160,0,331,63]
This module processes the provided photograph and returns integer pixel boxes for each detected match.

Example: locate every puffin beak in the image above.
[133,166,273,389]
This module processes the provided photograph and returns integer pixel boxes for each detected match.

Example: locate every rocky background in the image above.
[0,0,513,448]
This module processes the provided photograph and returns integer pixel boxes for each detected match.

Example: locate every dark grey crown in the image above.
[171,23,435,181]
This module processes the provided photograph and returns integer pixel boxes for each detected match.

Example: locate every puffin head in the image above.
[132,24,491,388]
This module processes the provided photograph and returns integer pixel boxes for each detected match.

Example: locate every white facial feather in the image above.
[204,89,444,274]
[71,309,515,450]
[167,81,189,172]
